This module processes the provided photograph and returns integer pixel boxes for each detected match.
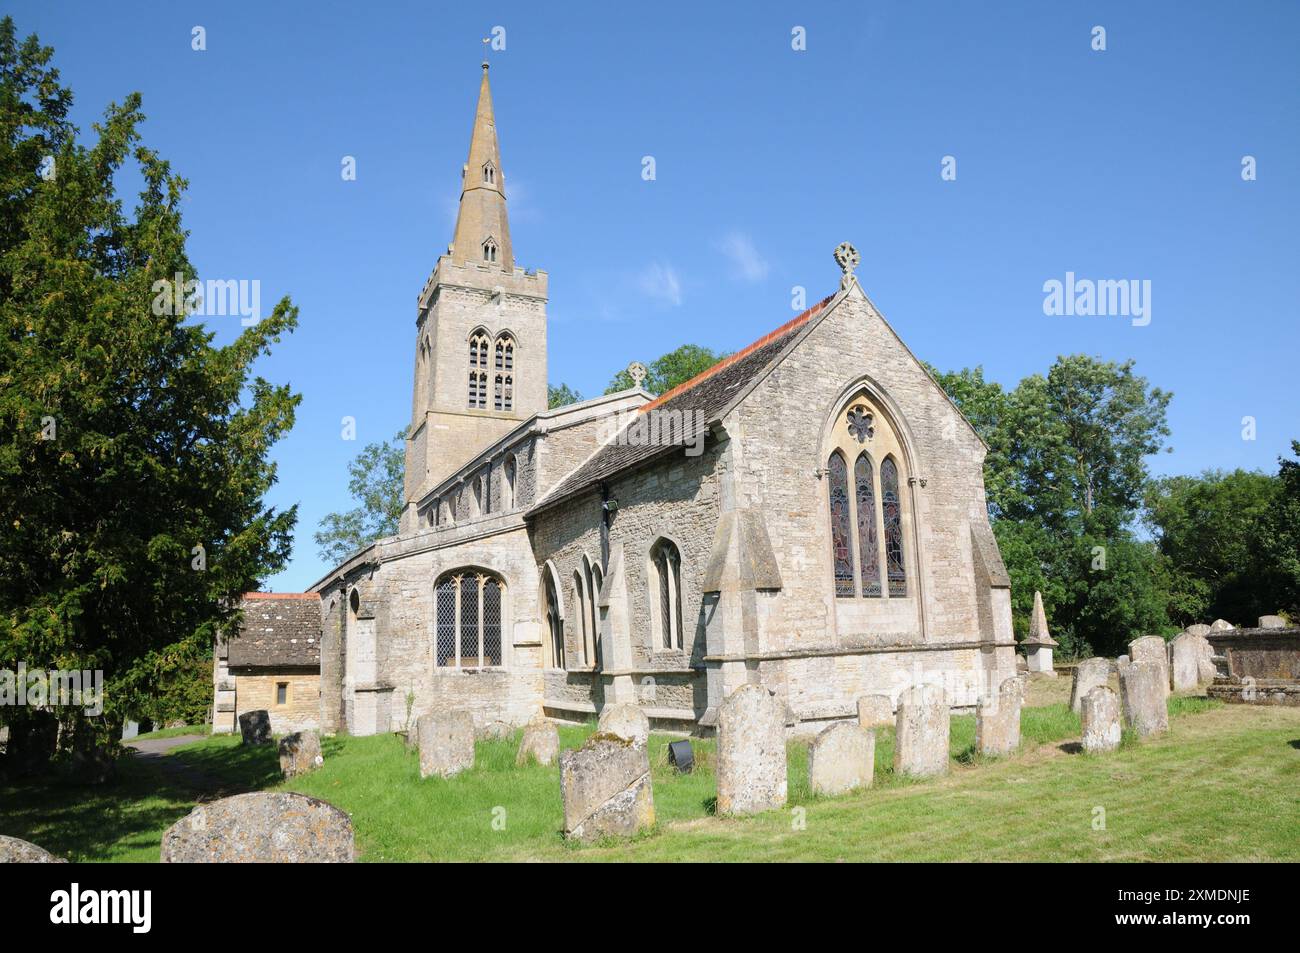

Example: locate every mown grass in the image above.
[4,694,1297,862]
[131,724,210,741]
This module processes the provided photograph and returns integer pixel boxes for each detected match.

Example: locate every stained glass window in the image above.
[828,451,855,598]
[881,457,906,597]
[855,453,882,597]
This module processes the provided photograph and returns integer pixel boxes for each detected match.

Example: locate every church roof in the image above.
[226,593,322,669]
[529,292,839,513]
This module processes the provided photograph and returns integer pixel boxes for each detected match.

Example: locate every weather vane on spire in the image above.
[482,36,490,68]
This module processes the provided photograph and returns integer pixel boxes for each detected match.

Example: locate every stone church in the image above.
[308,63,1017,737]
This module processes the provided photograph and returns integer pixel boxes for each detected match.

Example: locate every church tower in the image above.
[403,62,548,528]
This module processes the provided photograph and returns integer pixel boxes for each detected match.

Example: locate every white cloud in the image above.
[716,231,769,283]
[636,261,682,307]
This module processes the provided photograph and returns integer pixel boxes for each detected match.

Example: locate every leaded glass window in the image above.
[881,457,906,597]
[855,452,882,598]
[827,451,854,598]
[435,571,505,668]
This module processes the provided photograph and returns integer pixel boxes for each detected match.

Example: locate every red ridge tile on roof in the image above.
[640,293,836,414]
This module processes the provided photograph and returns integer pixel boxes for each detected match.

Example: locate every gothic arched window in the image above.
[483,161,495,184]
[589,562,603,664]
[827,451,854,598]
[435,570,504,668]
[482,237,498,263]
[649,539,683,650]
[468,332,490,409]
[881,456,907,597]
[855,452,882,598]
[572,569,589,666]
[543,566,565,670]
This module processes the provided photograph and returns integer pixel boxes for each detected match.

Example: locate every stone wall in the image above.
[233,670,321,735]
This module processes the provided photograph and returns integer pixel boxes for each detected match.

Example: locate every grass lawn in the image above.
[132,724,211,741]
[3,694,1297,862]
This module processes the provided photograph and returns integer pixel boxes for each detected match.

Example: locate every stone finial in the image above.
[833,241,860,290]
[1024,591,1057,647]
[626,361,647,388]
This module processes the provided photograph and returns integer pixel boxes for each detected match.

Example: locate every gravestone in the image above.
[1070,657,1112,714]
[160,792,354,862]
[559,734,654,841]
[1258,615,1287,629]
[807,722,874,796]
[1209,619,1233,631]
[1169,631,1212,692]
[515,718,559,767]
[1185,623,1212,638]
[856,694,893,729]
[975,678,1022,757]
[417,710,475,779]
[478,720,512,740]
[1128,636,1170,700]
[238,709,271,746]
[278,730,323,779]
[716,684,787,815]
[0,835,65,863]
[1118,660,1169,738]
[1080,686,1122,753]
[597,703,649,745]
[893,684,949,778]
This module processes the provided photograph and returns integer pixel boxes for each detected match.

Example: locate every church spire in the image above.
[449,61,513,272]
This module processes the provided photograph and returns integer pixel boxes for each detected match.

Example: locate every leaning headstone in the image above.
[160,792,354,862]
[559,734,654,841]
[278,730,323,779]
[1258,615,1287,629]
[0,835,65,863]
[893,684,950,778]
[1118,660,1169,738]
[1128,636,1169,700]
[515,718,559,767]
[1080,686,1122,754]
[597,703,649,746]
[856,694,893,729]
[716,684,787,815]
[238,709,271,746]
[1209,619,1233,631]
[975,679,1022,757]
[808,722,874,796]
[1070,657,1112,714]
[417,710,475,779]
[1169,631,1212,691]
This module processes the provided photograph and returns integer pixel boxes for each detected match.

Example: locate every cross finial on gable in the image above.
[627,361,648,388]
[834,241,860,290]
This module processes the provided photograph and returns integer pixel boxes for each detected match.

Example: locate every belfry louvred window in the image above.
[468,333,490,408]
[435,570,504,668]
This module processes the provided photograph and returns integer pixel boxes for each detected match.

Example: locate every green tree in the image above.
[1144,469,1278,625]
[1262,440,1300,618]
[932,355,1173,655]
[548,382,583,408]
[314,431,405,563]
[0,18,301,759]
[605,343,728,395]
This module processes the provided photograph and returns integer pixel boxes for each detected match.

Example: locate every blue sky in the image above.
[13,1,1299,591]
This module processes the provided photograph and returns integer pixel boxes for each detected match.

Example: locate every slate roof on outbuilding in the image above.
[226,593,322,669]
[530,292,839,514]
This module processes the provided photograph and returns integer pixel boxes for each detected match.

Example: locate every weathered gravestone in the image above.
[417,710,475,779]
[893,684,949,778]
[1258,615,1287,629]
[161,792,354,862]
[807,722,874,796]
[856,694,893,729]
[1185,623,1212,638]
[1070,657,1112,714]
[597,702,649,745]
[1118,660,1169,738]
[238,709,271,746]
[1080,685,1122,753]
[0,835,65,863]
[1209,619,1233,631]
[1170,631,1213,692]
[716,684,787,815]
[278,730,323,779]
[515,718,559,767]
[1128,636,1169,700]
[559,734,654,841]
[478,720,512,740]
[975,678,1022,757]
